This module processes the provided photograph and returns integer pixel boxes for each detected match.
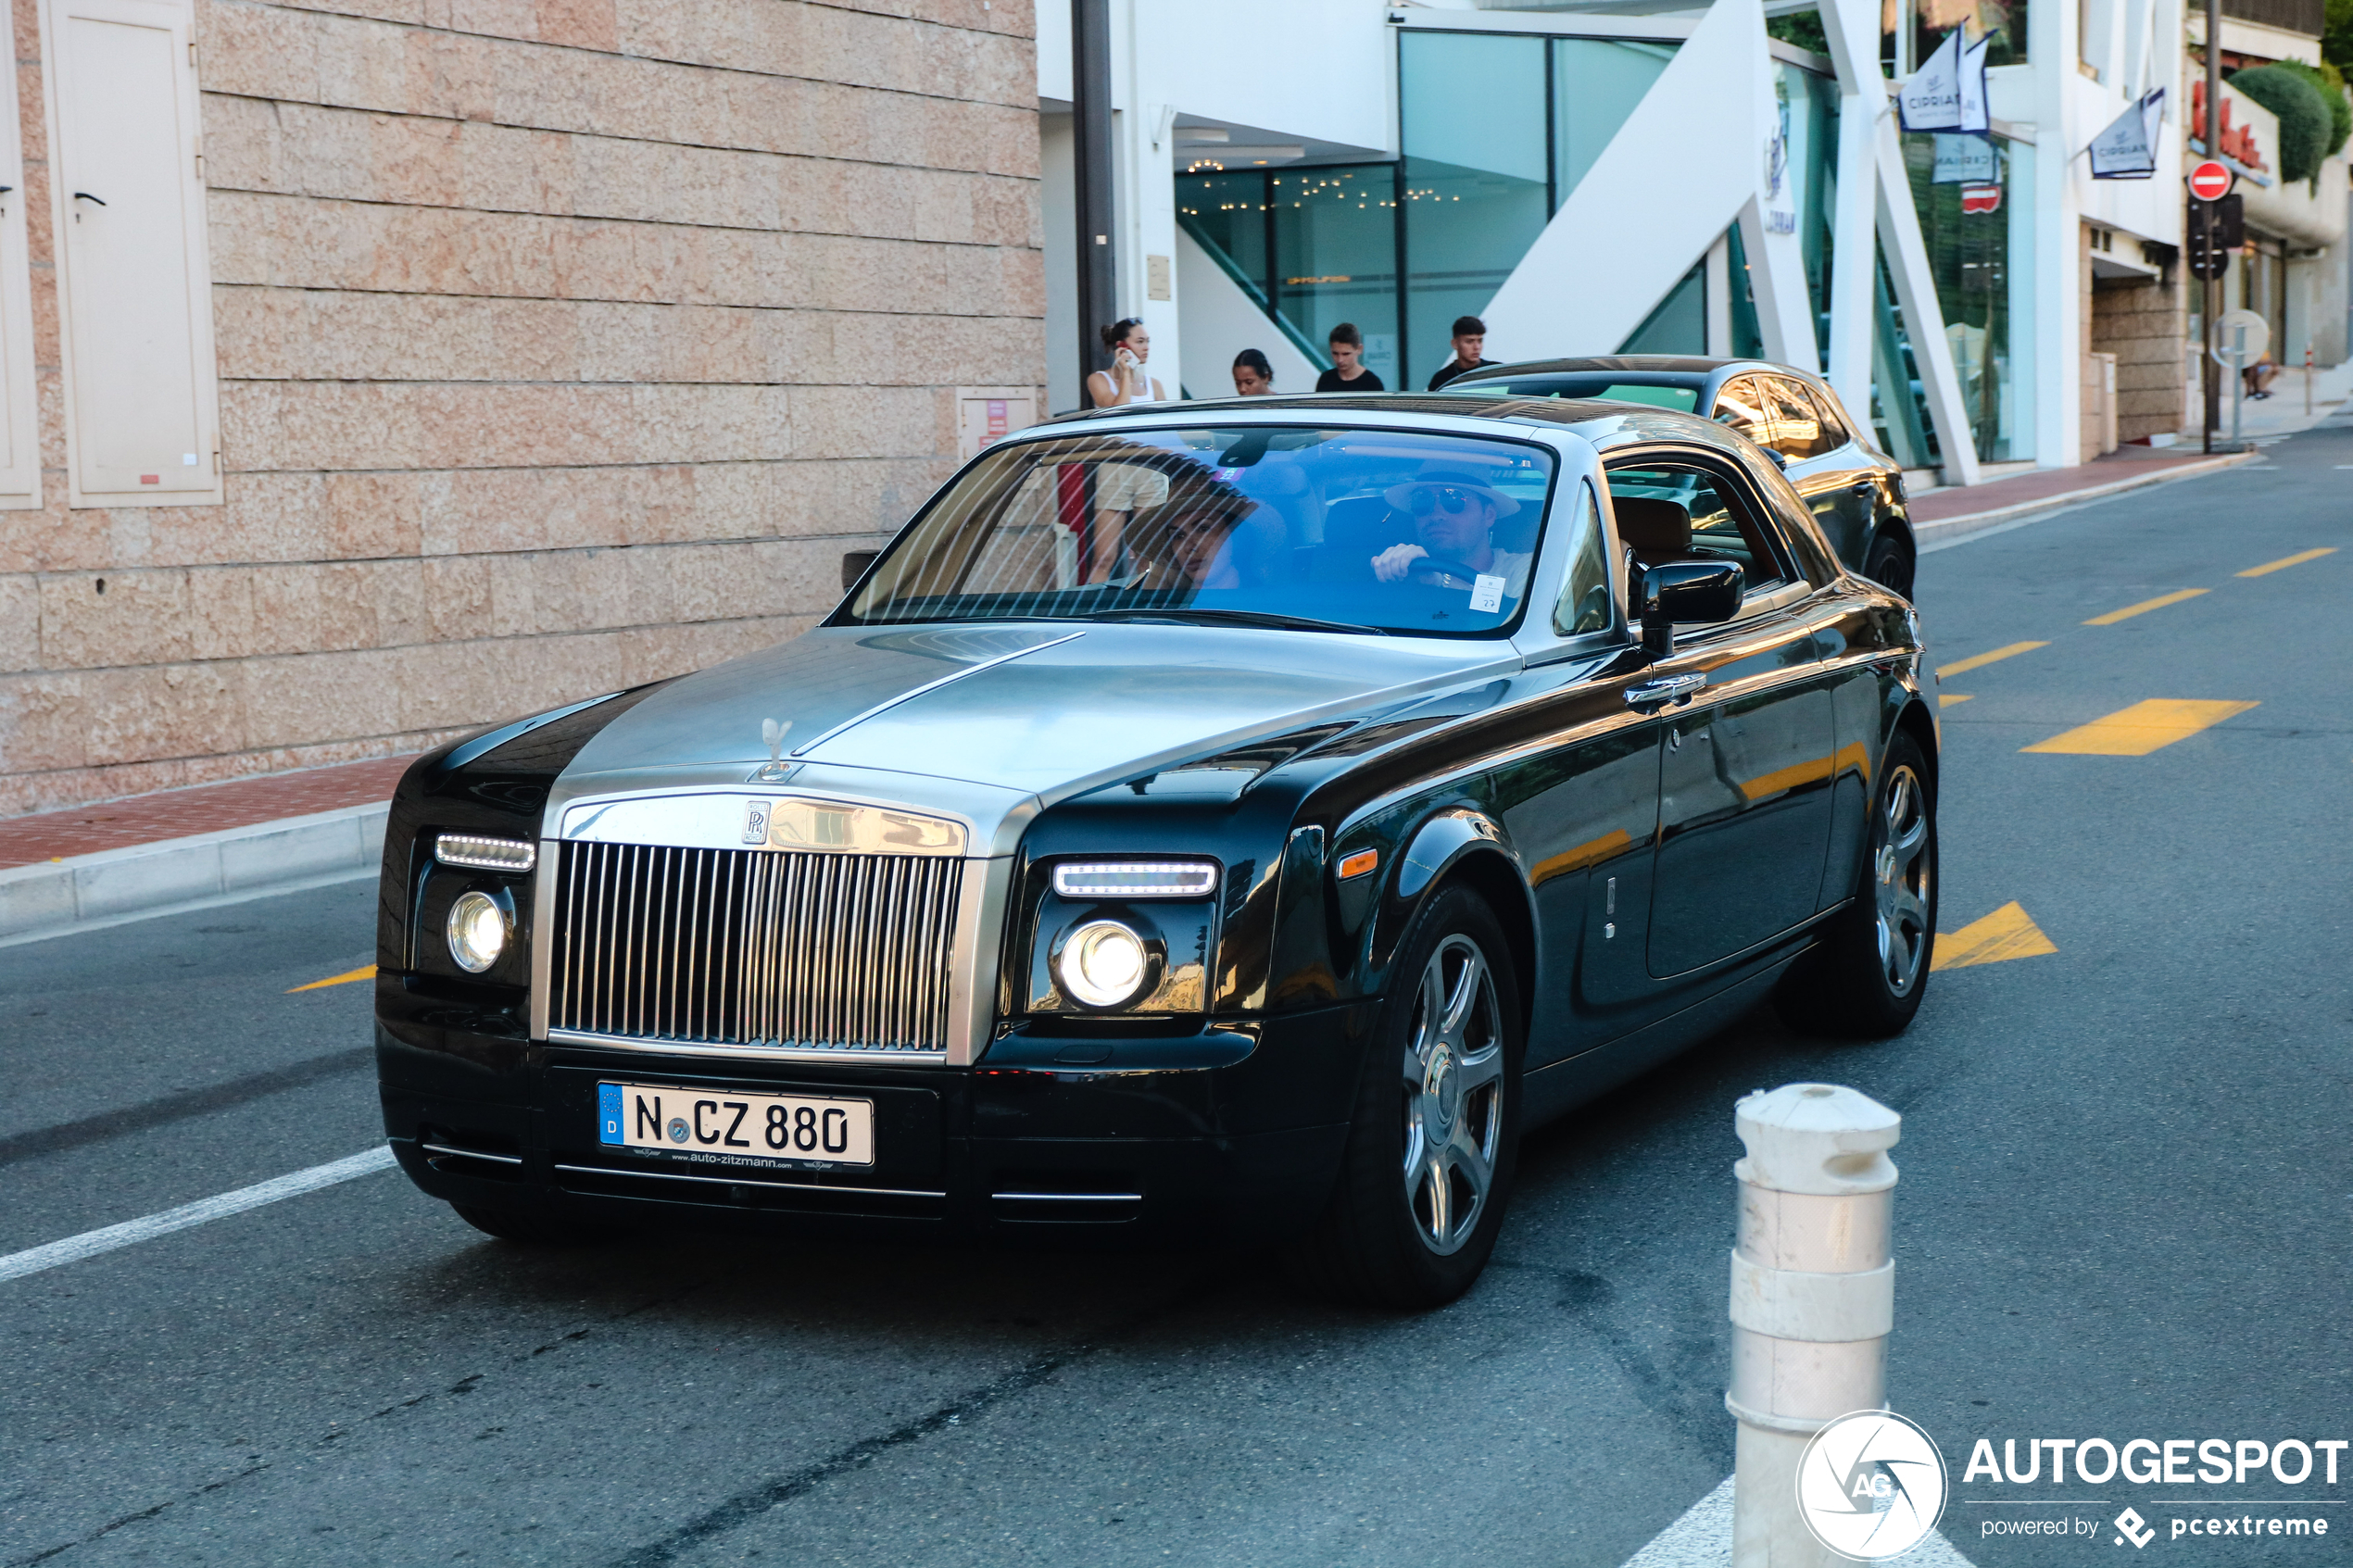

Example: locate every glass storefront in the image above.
[1901,130,2034,462]
[1181,31,1861,402]
[1552,40,1677,196]
[1399,31,1552,388]
[1273,169,1403,386]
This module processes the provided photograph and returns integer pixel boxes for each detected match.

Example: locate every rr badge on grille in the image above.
[742,798,772,845]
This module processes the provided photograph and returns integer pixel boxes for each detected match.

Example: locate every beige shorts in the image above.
[1095,463,1170,512]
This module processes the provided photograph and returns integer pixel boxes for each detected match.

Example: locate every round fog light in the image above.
[1058,919,1150,1009]
[447,890,509,973]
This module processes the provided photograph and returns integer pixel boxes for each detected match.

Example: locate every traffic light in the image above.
[2212,193,2245,248]
[2186,196,2240,281]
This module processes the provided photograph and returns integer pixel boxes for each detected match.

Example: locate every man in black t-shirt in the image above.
[1426,315,1499,391]
[1314,322,1386,393]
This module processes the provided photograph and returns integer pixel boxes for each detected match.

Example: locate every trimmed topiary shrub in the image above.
[2271,58,2351,158]
[2229,65,2334,183]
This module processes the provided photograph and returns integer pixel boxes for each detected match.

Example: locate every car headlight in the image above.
[1052,859,1218,898]
[446,890,510,973]
[1057,919,1150,1009]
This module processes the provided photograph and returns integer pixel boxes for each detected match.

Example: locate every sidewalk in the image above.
[1906,446,2260,547]
[0,755,415,945]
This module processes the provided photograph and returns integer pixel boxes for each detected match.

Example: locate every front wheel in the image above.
[1776,731,1936,1038]
[1291,884,1523,1309]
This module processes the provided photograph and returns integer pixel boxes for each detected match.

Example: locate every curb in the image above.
[0,802,388,947]
[1913,450,2259,550]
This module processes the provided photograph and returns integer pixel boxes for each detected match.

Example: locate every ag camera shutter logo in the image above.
[1795,1411,1949,1560]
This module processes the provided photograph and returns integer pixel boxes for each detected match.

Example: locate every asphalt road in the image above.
[3,427,2348,1567]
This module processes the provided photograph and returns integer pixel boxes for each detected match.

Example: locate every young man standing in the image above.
[1314,323,1385,392]
[1425,316,1499,391]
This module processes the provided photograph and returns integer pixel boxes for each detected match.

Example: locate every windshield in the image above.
[841,425,1558,637]
[1447,379,1698,413]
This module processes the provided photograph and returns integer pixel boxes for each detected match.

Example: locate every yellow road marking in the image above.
[1938,694,1972,708]
[1932,902,2055,972]
[1937,641,2046,678]
[2021,698,2259,756]
[2083,588,2206,625]
[289,964,376,993]
[2237,547,2335,578]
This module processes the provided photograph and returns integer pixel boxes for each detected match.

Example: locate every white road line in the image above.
[0,1145,396,1285]
[1620,1474,1982,1566]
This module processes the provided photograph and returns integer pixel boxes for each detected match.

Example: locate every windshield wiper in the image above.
[1082,608,1390,636]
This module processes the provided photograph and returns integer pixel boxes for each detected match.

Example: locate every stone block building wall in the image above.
[0,0,1043,819]
[2090,274,2186,445]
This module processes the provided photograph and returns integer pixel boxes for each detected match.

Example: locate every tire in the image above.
[1290,884,1523,1310]
[1862,531,1915,600]
[450,1202,621,1247]
[1775,731,1937,1038]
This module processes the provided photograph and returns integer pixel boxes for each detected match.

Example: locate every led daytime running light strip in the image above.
[434,834,537,873]
[1053,860,1218,898]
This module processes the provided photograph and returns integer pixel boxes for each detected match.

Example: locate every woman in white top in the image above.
[1086,319,1166,408]
[1080,319,1168,581]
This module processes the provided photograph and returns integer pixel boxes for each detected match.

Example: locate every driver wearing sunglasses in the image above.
[1368,470,1530,596]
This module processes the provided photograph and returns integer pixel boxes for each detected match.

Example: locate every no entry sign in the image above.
[2186,159,2233,201]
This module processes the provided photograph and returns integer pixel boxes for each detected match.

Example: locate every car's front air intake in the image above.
[547,842,963,1054]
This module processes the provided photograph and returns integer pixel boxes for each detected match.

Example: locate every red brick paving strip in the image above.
[0,756,418,872]
[1906,452,2221,525]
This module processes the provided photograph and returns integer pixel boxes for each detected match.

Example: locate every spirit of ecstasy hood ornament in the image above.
[749,718,797,783]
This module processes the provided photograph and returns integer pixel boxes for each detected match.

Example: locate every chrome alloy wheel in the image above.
[1399,934,1505,1256]
[1872,762,1932,997]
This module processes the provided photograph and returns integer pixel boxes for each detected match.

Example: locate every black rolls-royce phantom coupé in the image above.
[375,394,1938,1307]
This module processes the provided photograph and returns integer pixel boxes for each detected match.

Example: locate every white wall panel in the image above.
[0,3,40,508]
[42,0,222,508]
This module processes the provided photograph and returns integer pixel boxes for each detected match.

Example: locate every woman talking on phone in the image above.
[1086,319,1167,408]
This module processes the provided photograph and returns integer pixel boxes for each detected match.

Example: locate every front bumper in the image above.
[376,975,1370,1245]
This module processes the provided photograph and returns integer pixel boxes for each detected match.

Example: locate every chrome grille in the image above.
[549,842,963,1053]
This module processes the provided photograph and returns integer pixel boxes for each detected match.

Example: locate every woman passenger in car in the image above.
[1368,471,1530,598]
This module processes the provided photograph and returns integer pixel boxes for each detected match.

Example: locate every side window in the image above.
[1603,460,1793,600]
[1785,379,1852,450]
[1767,378,1842,458]
[1551,481,1615,637]
[1712,376,1771,445]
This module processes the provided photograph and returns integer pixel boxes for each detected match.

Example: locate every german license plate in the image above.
[598,1082,874,1168]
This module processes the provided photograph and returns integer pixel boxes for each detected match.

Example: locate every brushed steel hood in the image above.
[560,622,1519,809]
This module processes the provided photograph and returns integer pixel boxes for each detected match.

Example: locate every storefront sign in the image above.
[2089,89,2164,179]
[1899,29,1990,133]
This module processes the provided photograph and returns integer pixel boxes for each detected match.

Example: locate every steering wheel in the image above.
[1406,555,1493,587]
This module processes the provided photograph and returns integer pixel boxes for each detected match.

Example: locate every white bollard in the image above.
[1728,1084,1901,1567]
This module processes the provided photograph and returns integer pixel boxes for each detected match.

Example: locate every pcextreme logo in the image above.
[1962,1437,2343,1549]
[1796,1411,1950,1561]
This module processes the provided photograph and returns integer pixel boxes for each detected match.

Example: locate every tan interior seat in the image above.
[1612,496,1692,567]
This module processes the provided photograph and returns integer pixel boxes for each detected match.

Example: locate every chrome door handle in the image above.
[1625,672,1707,708]
[1847,480,1875,495]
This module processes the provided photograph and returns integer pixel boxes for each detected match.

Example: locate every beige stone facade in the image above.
[0,0,1043,818]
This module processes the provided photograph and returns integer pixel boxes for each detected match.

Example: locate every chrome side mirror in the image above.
[1639,560,1743,655]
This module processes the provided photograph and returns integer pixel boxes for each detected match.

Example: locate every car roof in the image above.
[1035,392,1767,463]
[1450,356,1829,390]
[1047,391,1706,438]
